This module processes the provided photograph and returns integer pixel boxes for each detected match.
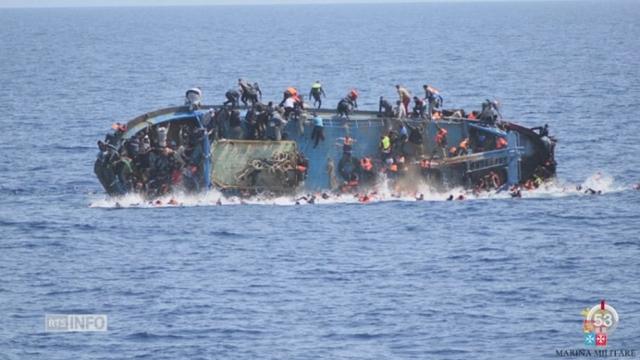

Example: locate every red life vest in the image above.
[435,129,447,146]
[496,137,508,149]
[360,158,373,171]
[287,87,298,97]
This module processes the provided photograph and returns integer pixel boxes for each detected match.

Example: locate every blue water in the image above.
[1,2,640,359]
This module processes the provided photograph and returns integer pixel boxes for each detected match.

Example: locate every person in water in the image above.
[309,80,326,109]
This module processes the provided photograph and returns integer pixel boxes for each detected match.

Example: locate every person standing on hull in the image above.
[423,84,442,120]
[280,87,298,107]
[412,96,426,118]
[253,82,263,102]
[283,94,296,120]
[224,89,240,108]
[238,78,259,106]
[309,80,326,109]
[395,85,411,115]
[270,107,286,141]
[378,96,394,118]
[336,89,358,120]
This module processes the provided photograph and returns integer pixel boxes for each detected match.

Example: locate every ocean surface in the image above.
[1,1,640,359]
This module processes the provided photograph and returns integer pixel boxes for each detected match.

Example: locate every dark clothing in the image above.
[378,99,394,117]
[413,99,426,117]
[239,81,259,106]
[337,97,356,118]
[309,86,326,109]
[224,90,239,108]
[311,126,325,148]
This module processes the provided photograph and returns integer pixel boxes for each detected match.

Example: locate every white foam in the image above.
[88,172,631,209]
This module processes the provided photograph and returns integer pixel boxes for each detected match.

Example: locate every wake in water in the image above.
[89,172,633,209]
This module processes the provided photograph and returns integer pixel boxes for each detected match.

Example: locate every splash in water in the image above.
[89,172,629,209]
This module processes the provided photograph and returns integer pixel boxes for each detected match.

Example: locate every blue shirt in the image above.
[313,116,324,127]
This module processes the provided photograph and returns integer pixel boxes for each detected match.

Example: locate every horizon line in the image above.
[0,0,593,10]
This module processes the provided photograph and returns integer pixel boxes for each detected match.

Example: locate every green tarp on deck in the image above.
[210,140,300,190]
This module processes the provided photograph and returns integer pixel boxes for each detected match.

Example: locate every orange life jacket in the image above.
[459,138,469,150]
[360,158,373,171]
[496,137,508,149]
[435,129,447,146]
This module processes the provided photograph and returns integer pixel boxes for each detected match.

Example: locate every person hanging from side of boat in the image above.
[379,132,392,162]
[309,80,326,109]
[310,112,325,148]
[434,125,448,159]
[458,137,470,156]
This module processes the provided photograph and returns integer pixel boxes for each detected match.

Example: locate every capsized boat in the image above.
[94,91,556,197]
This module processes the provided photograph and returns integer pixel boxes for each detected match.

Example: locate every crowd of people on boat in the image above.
[98,79,557,198]
[201,79,504,144]
[212,78,500,123]
[95,121,207,197]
